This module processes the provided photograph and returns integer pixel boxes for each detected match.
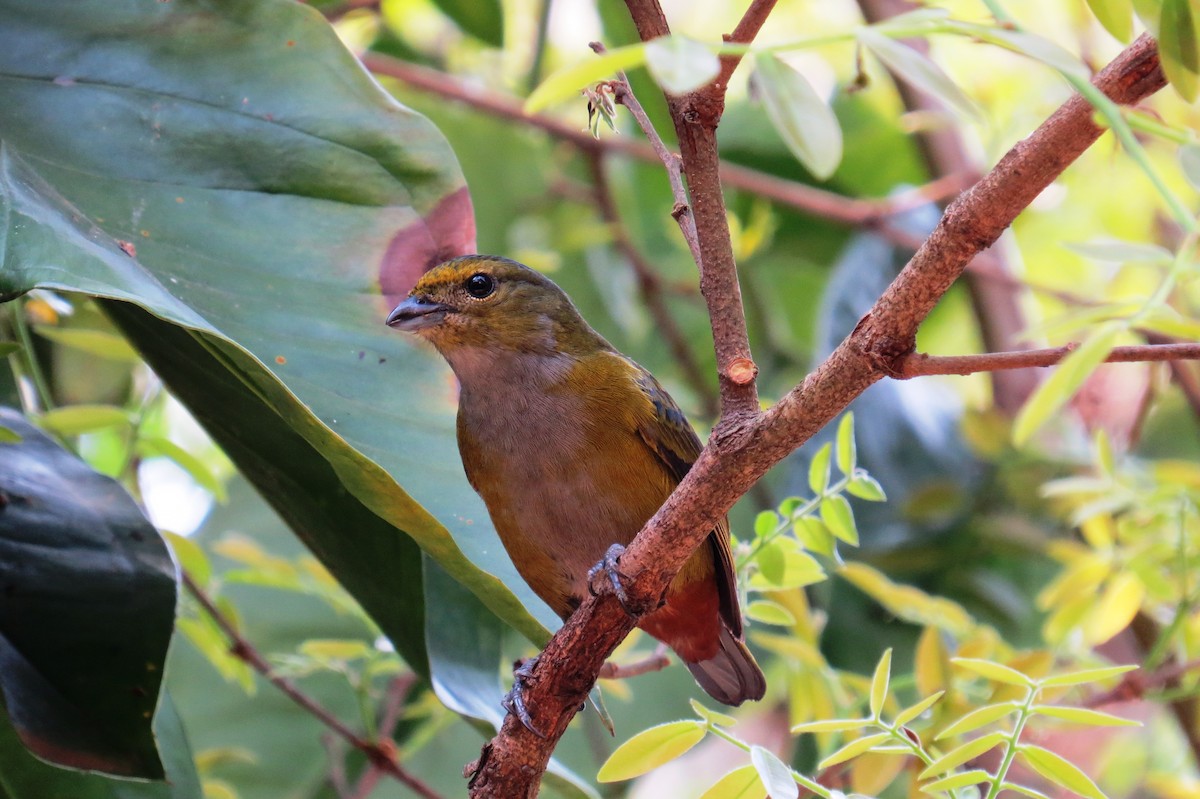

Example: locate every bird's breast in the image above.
[456,366,673,613]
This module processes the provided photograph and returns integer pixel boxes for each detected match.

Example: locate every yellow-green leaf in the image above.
[37,404,131,436]
[894,691,945,727]
[746,600,797,627]
[699,765,764,799]
[836,413,856,475]
[1160,0,1200,101]
[794,516,836,556]
[1041,664,1137,687]
[597,720,706,782]
[952,658,1035,687]
[1083,572,1145,645]
[1013,321,1125,446]
[846,474,887,502]
[644,35,720,95]
[918,731,1008,779]
[1019,744,1107,799]
[818,732,891,770]
[1030,705,1140,727]
[689,699,736,727]
[921,769,992,794]
[858,28,979,119]
[790,718,872,735]
[870,648,892,719]
[750,746,799,799]
[1087,0,1134,41]
[821,495,858,545]
[1001,782,1054,799]
[526,43,647,113]
[753,53,843,180]
[298,639,371,661]
[33,325,140,361]
[809,442,833,494]
[915,626,951,698]
[935,701,1021,740]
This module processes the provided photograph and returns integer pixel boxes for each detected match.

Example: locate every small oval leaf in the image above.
[918,731,1008,779]
[753,53,843,180]
[1019,744,1107,799]
[750,745,799,799]
[935,701,1022,740]
[597,720,707,782]
[700,765,765,799]
[817,732,891,770]
[644,35,720,95]
[952,658,1035,687]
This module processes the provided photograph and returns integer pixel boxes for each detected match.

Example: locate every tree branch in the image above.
[894,342,1200,378]
[181,573,444,799]
[623,0,764,415]
[359,56,960,235]
[466,33,1166,798]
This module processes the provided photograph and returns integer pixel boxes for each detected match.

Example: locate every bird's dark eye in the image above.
[465,273,494,299]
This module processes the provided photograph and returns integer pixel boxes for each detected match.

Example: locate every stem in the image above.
[182,572,445,799]
[706,722,832,798]
[984,686,1036,799]
[11,298,53,412]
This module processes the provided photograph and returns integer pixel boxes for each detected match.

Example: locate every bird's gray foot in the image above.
[587,543,633,613]
[501,656,546,738]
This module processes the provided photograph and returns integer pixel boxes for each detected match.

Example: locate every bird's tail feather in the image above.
[685,626,765,706]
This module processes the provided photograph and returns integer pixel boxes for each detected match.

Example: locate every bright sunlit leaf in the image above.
[644,35,720,95]
[753,52,843,180]
[597,720,706,782]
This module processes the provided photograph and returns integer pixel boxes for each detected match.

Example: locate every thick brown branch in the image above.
[182,573,444,799]
[467,34,1166,798]
[858,0,1040,412]
[623,0,763,416]
[895,342,1200,378]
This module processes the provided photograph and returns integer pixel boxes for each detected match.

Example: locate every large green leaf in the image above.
[0,409,176,779]
[0,695,200,799]
[0,0,555,672]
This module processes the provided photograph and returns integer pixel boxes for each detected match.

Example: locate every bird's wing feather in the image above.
[629,363,743,638]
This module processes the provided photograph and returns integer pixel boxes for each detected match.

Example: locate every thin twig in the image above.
[598,646,672,680]
[585,150,719,418]
[359,54,962,229]
[893,342,1200,378]
[181,573,445,799]
[1083,657,1200,708]
[591,41,703,267]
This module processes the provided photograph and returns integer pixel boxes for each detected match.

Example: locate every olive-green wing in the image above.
[630,364,743,638]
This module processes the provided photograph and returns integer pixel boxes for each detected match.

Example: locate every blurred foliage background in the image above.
[3,0,1200,797]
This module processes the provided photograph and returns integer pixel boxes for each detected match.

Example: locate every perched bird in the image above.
[387,255,765,706]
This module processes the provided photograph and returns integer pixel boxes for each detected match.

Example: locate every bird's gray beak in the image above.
[386,295,451,332]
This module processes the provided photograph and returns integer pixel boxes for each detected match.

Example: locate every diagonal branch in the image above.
[894,342,1200,378]
[466,33,1166,798]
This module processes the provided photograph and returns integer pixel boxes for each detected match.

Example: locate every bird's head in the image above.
[386,255,607,359]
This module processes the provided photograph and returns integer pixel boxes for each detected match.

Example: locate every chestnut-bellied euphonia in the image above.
[387,255,765,706]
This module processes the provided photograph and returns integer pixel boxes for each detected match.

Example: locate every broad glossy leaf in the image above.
[0,409,176,778]
[0,0,558,676]
[0,695,200,798]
